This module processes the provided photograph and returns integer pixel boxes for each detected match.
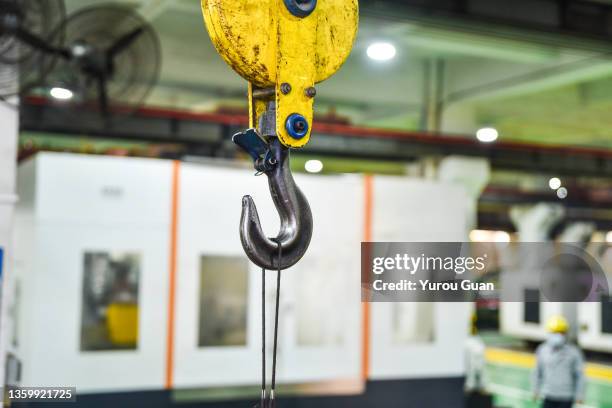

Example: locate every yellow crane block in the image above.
[201,0,359,148]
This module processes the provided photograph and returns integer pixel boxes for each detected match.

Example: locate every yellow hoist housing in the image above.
[201,0,359,148]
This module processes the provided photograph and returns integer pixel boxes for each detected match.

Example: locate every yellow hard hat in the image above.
[547,315,569,333]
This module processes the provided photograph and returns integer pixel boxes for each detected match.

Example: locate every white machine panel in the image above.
[0,95,19,392]
[174,164,268,388]
[578,246,612,352]
[368,176,471,380]
[15,153,172,393]
[499,205,567,342]
[173,163,363,387]
[578,302,612,352]
[279,173,363,383]
[32,154,173,224]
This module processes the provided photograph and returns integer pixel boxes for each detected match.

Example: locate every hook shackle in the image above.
[239,138,313,270]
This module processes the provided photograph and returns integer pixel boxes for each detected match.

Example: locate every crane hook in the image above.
[233,121,313,271]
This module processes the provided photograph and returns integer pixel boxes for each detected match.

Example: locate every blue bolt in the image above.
[283,0,317,18]
[285,114,309,139]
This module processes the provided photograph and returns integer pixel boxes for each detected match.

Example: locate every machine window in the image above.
[602,295,612,335]
[80,252,140,351]
[198,256,249,347]
[393,303,435,344]
[523,288,540,324]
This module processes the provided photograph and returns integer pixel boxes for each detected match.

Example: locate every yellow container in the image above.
[106,303,139,346]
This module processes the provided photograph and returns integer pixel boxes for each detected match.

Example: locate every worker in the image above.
[465,314,492,408]
[465,314,487,393]
[533,316,586,408]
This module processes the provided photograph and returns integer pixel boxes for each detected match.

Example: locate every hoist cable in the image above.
[269,243,282,406]
[257,242,282,408]
[260,267,267,407]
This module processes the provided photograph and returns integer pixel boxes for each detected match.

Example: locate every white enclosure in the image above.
[500,220,597,343]
[499,204,568,342]
[368,176,472,380]
[173,163,363,388]
[14,154,173,393]
[577,302,612,352]
[0,97,19,393]
[499,245,578,342]
[578,245,612,353]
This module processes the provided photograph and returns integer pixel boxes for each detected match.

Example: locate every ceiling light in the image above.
[556,187,568,199]
[469,229,511,243]
[367,42,396,61]
[548,177,562,190]
[50,87,73,100]
[305,159,323,173]
[476,127,498,143]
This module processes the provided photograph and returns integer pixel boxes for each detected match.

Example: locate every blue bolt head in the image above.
[283,0,317,18]
[285,114,309,139]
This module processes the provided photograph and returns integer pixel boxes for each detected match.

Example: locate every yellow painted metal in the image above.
[248,83,269,132]
[201,0,359,148]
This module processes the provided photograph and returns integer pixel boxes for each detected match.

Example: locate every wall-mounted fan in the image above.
[0,0,66,100]
[44,4,161,116]
[2,3,161,116]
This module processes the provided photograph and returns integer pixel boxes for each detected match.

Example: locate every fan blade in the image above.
[107,26,144,57]
[96,75,109,115]
[15,27,70,58]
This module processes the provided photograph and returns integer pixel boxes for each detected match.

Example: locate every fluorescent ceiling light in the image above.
[367,42,396,61]
[50,87,73,100]
[304,159,323,174]
[476,127,498,143]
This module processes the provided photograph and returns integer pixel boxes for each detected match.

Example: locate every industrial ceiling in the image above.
[53,0,612,149]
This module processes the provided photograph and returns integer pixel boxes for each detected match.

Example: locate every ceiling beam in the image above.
[19,99,612,178]
[445,55,612,104]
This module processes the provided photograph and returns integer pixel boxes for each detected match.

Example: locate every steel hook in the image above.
[234,134,313,270]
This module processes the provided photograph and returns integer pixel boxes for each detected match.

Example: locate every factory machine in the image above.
[500,204,567,342]
[12,152,473,397]
[14,154,175,392]
[368,177,472,382]
[174,161,364,388]
[577,242,612,353]
[500,204,600,344]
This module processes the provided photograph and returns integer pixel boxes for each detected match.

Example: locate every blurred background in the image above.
[1,0,612,407]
